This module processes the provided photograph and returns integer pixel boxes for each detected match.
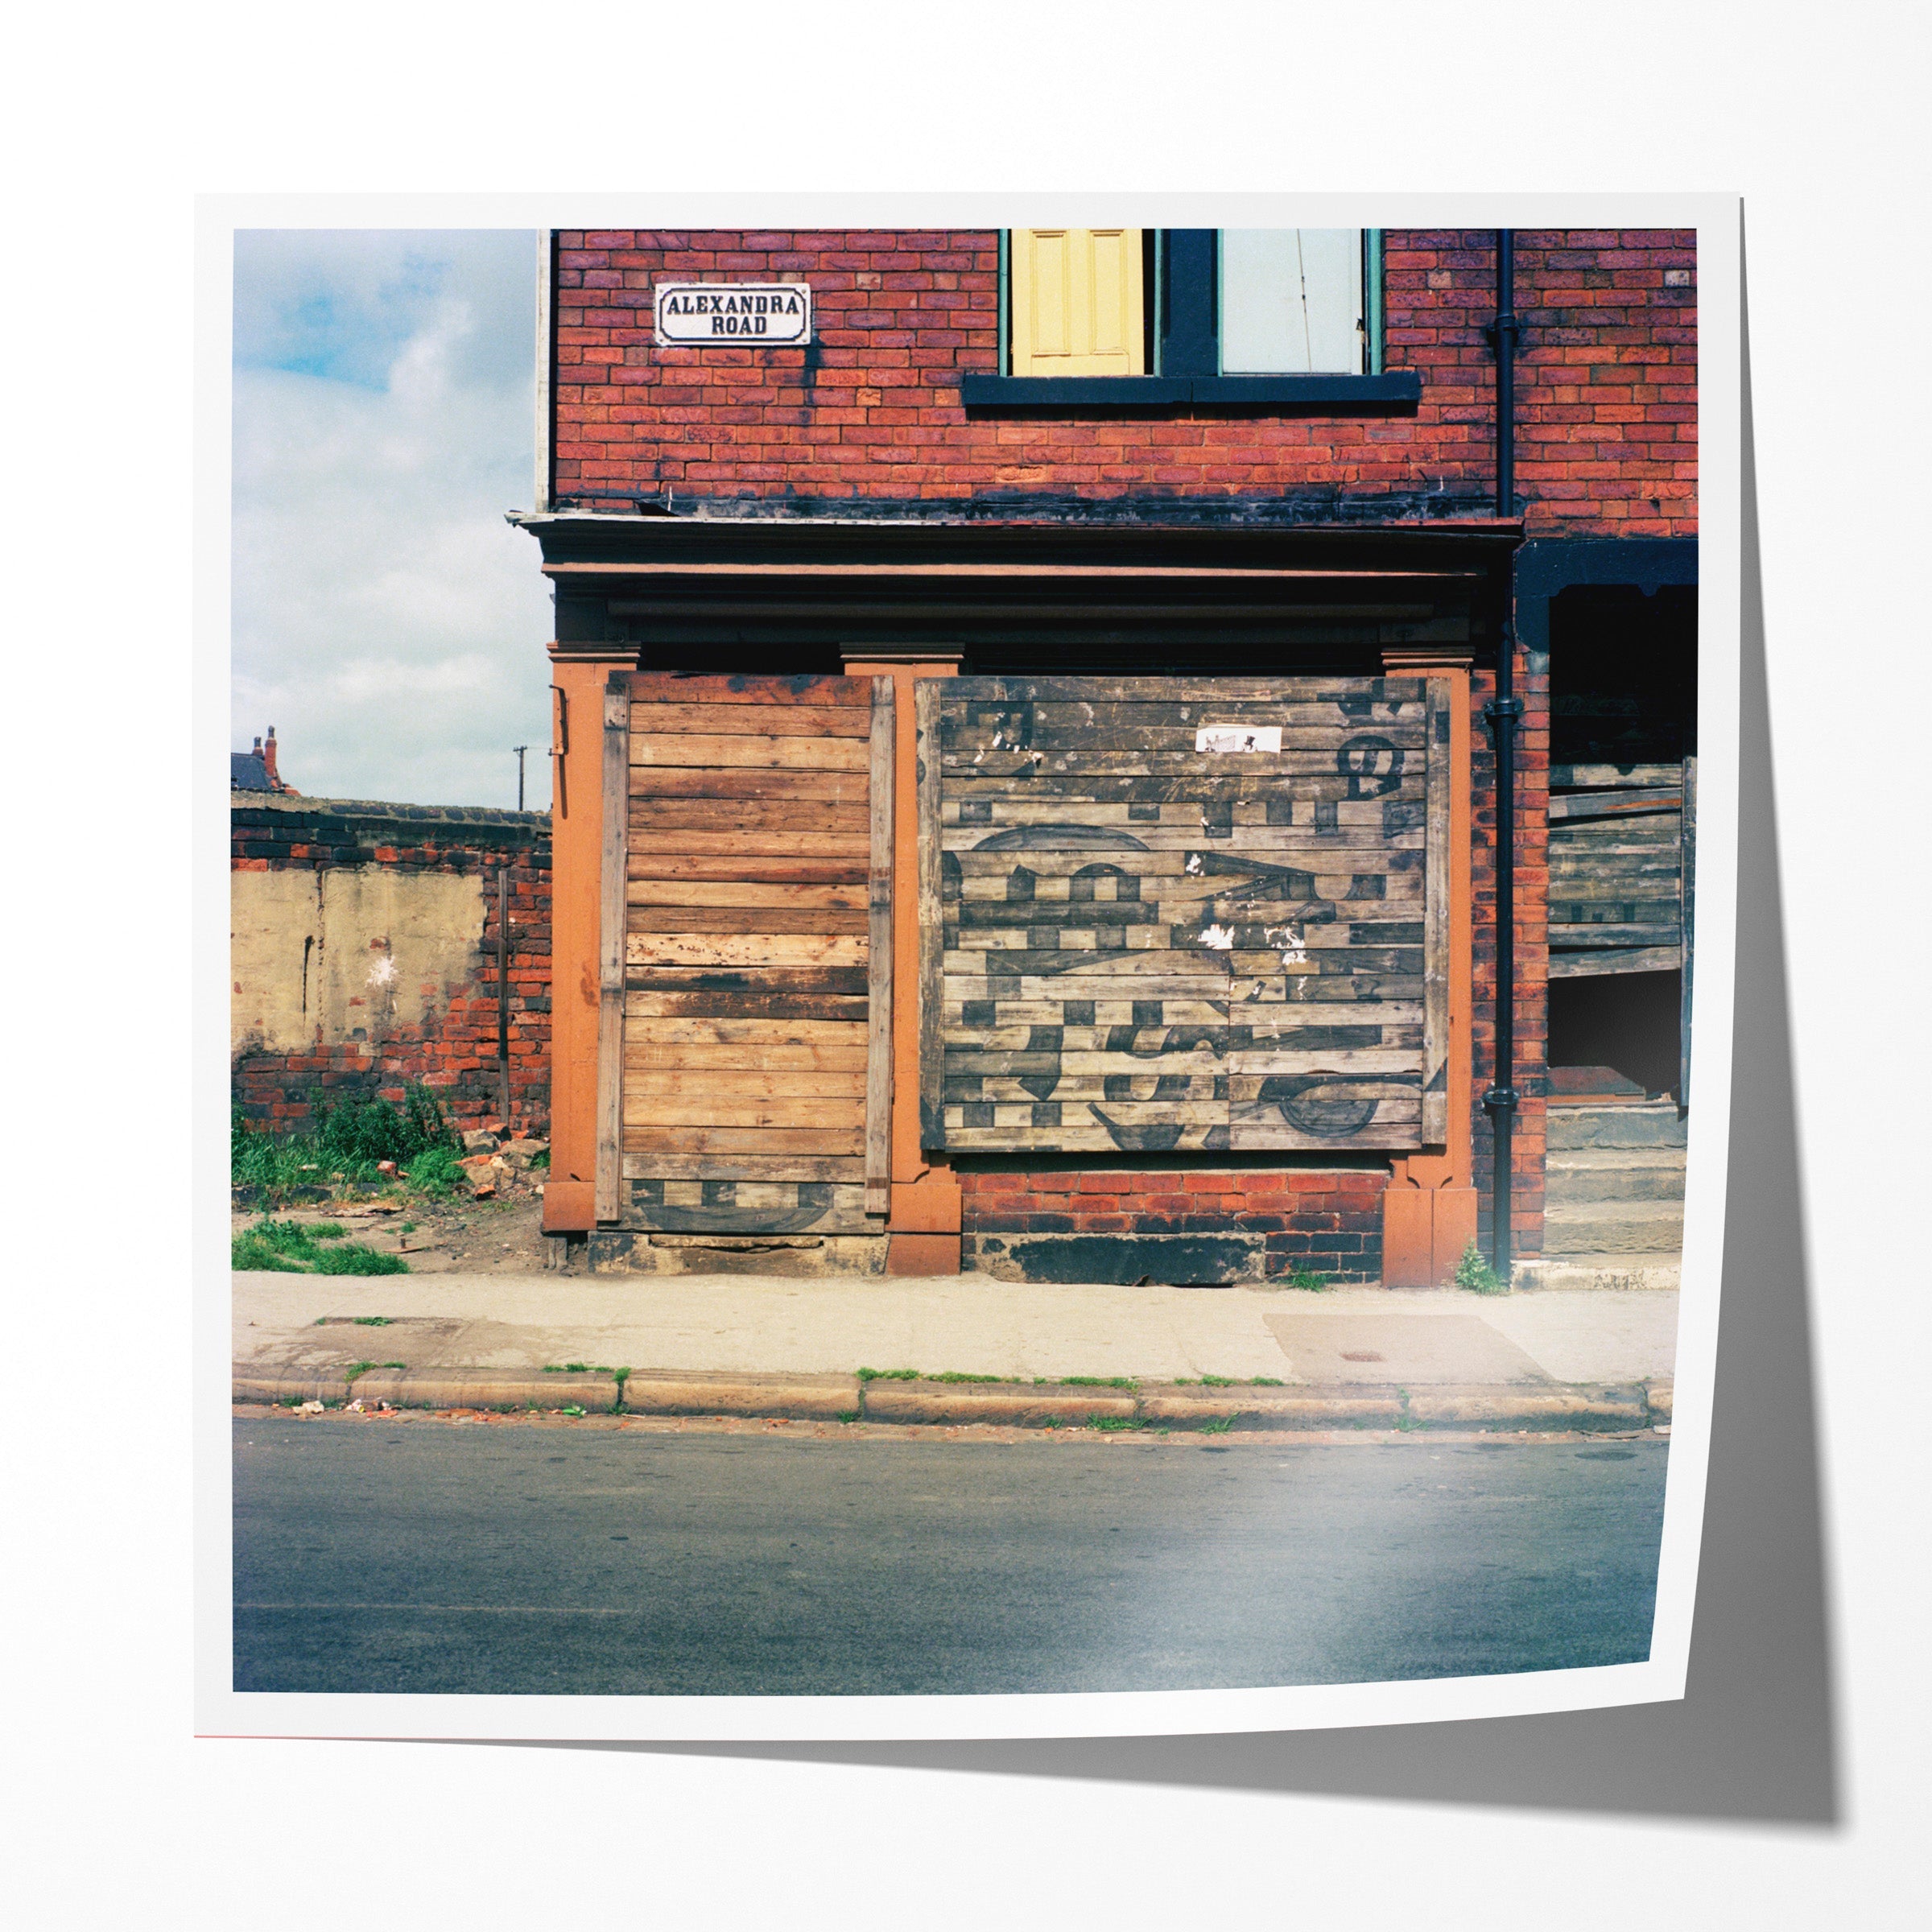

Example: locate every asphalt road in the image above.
[232,1418,1667,1696]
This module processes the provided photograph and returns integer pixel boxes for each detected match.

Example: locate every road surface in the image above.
[232,1417,1666,1695]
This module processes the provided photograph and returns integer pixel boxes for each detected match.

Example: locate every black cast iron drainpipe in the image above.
[1483,230,1524,1282]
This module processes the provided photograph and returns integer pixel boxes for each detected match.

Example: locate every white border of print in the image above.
[197,191,1738,1744]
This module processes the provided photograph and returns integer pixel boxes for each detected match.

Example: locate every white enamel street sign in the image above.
[654,283,811,345]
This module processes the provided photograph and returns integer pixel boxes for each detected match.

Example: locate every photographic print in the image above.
[208,200,1736,1739]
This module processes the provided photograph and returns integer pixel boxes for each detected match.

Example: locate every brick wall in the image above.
[551,227,1695,535]
[230,797,552,1137]
[960,1167,1390,1286]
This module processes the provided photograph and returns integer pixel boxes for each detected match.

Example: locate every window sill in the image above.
[958,372,1422,413]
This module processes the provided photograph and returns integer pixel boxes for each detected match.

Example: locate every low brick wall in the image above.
[230,795,552,1137]
[959,1167,1389,1286]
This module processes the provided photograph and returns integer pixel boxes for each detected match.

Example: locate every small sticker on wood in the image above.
[1196,724,1282,754]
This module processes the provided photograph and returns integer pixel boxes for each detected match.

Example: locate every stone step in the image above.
[1543,1198,1685,1255]
[1546,1101,1688,1150]
[1514,1253,1682,1293]
[1546,1146,1687,1204]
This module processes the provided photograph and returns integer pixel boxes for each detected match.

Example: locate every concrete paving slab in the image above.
[232,1270,1679,1389]
[1262,1311,1552,1384]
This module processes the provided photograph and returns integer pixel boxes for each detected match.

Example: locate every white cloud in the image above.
[231,233,553,808]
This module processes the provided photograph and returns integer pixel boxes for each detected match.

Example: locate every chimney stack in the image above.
[262,727,279,786]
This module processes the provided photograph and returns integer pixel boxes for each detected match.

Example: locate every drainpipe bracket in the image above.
[1482,1084,1519,1116]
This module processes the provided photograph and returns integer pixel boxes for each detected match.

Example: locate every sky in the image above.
[230,229,555,809]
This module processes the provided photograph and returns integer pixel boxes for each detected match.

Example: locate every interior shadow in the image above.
[488,213,1841,1827]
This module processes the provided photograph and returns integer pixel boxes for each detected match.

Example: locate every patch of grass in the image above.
[1199,1373,1237,1388]
[1454,1240,1508,1295]
[352,1315,392,1326]
[405,1145,466,1196]
[1058,1375,1139,1390]
[232,1232,305,1272]
[834,1409,861,1424]
[344,1362,375,1382]
[1286,1265,1328,1293]
[230,1088,459,1203]
[857,1367,919,1382]
[529,1148,550,1170]
[312,1245,409,1276]
[560,1404,586,1418]
[1085,1416,1145,1432]
[1198,1417,1236,1435]
[398,1220,418,1235]
[1170,1377,1197,1386]
[1249,1376,1286,1387]
[927,1371,1001,1384]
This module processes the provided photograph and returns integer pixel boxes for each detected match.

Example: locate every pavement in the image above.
[233,1269,1678,1434]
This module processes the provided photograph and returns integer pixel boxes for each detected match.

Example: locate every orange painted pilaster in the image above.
[1381,646,1477,1285]
[843,647,964,1273]
[543,646,637,1233]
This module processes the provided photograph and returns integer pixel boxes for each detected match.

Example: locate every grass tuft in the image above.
[856,1367,919,1382]
[1454,1240,1508,1295]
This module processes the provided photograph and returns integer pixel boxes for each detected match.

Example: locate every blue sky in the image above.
[230,230,555,807]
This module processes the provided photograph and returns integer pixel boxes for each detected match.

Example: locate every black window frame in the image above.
[964,227,1418,414]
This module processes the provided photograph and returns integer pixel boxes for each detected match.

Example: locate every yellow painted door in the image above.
[1010,229,1145,375]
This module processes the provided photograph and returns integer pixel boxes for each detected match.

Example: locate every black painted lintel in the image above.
[960,372,1422,413]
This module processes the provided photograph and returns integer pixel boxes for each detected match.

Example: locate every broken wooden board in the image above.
[919,675,1446,1154]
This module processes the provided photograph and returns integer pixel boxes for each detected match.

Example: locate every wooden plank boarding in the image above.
[615,671,886,1237]
[916,677,945,1149]
[1548,762,1687,982]
[865,678,894,1216]
[1421,678,1450,1144]
[595,672,631,1224]
[923,675,1443,1155]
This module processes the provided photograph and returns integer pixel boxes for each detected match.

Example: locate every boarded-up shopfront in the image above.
[532,517,1509,1286]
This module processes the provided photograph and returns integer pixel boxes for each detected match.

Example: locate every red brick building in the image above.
[519,226,1696,1286]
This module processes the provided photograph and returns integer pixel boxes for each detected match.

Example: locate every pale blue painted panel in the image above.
[1220,229,1364,374]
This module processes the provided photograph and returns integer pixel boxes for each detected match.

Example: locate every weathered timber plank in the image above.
[627,831,869,857]
[627,906,871,935]
[941,819,1422,851]
[1547,789,1682,821]
[626,992,869,1023]
[622,1126,865,1156]
[951,1075,1228,1103]
[621,1154,866,1183]
[940,749,1430,778]
[626,855,869,884]
[945,675,1428,704]
[943,720,1430,756]
[1550,762,1684,789]
[625,1043,870,1072]
[1547,923,1683,947]
[596,675,630,1224]
[625,964,867,994]
[628,801,871,834]
[626,702,873,738]
[948,847,1424,877]
[623,1097,868,1129]
[627,766,871,803]
[865,676,894,1215]
[626,675,870,708]
[1227,1050,1422,1076]
[626,881,872,910]
[626,1016,867,1045]
[627,1070,868,1098]
[1549,946,1683,979]
[940,1125,1232,1154]
[625,934,869,969]
[915,677,944,1149]
[631,733,871,773]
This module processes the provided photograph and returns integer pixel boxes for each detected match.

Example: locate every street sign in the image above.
[654,283,811,345]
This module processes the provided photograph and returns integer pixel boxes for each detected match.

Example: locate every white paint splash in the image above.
[1196,724,1282,755]
[365,954,398,987]
[1199,923,1236,951]
[1266,924,1308,966]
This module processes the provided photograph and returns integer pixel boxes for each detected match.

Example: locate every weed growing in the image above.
[1198,1417,1236,1435]
[1454,1240,1508,1295]
[927,1371,1001,1384]
[1085,1416,1145,1432]
[857,1367,919,1382]
[231,1088,458,1203]
[1286,1265,1328,1292]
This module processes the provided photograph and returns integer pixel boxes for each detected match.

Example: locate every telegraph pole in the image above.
[513,745,530,812]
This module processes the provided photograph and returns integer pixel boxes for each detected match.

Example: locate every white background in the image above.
[7,4,1926,1925]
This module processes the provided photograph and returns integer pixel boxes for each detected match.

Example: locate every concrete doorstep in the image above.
[233,1363,1674,1435]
